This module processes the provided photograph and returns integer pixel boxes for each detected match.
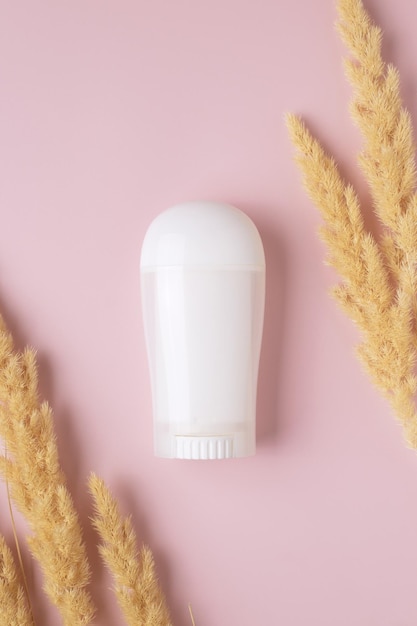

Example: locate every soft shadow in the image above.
[254,210,286,445]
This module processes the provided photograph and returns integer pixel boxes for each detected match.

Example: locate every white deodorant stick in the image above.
[140,201,265,459]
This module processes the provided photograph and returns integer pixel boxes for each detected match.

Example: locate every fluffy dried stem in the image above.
[286,0,417,447]
[89,473,172,626]
[0,316,95,624]
[0,535,34,626]
[338,0,417,310]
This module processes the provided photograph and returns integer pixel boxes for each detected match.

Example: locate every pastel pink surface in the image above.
[1,0,417,624]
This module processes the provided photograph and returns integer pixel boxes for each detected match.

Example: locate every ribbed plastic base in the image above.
[175,435,234,460]
[154,426,255,459]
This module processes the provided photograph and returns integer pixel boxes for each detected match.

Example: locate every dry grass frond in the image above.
[286,114,392,315]
[0,316,96,625]
[5,446,35,623]
[286,0,417,448]
[0,311,174,624]
[338,0,417,284]
[89,473,172,626]
[0,535,34,626]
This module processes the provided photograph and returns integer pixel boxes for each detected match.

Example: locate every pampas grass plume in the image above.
[0,535,34,626]
[0,316,96,624]
[89,473,172,626]
[287,0,417,447]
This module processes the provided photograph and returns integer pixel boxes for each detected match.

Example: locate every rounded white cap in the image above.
[140,201,265,269]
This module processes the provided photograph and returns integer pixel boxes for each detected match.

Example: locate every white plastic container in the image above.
[140,201,265,459]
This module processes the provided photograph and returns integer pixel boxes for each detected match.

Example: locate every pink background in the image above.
[2,0,417,624]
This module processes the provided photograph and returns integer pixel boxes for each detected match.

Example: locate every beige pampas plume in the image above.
[286,0,417,447]
[0,310,175,624]
[0,316,96,624]
[89,473,172,626]
[0,535,34,626]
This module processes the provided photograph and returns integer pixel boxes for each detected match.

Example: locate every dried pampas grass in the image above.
[89,474,172,626]
[0,310,174,625]
[287,0,417,447]
[0,316,95,624]
[0,535,34,626]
